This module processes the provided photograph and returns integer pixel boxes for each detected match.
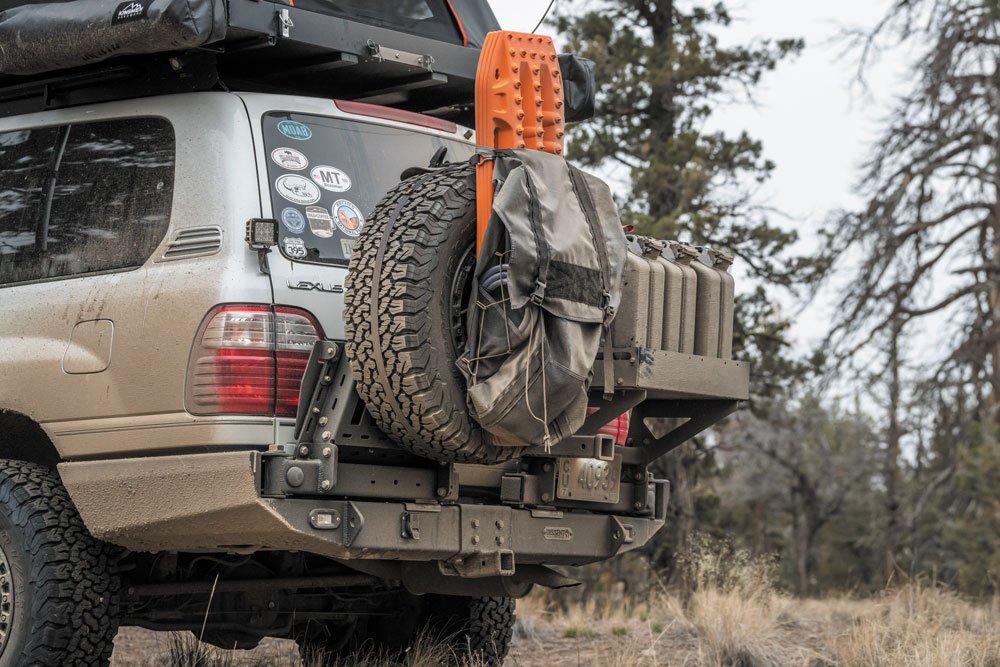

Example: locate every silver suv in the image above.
[1,90,735,666]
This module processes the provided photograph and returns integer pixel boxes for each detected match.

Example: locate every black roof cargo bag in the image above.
[0,0,500,76]
[0,0,228,75]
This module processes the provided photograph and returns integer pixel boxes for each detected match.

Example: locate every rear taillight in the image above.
[186,305,323,418]
[588,409,631,446]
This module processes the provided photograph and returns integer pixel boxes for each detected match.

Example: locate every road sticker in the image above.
[332,199,365,237]
[276,175,321,205]
[283,237,307,259]
[280,208,306,234]
[271,148,309,171]
[277,120,312,141]
[306,206,335,239]
[310,165,352,192]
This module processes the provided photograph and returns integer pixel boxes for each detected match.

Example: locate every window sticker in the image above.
[280,207,307,234]
[277,120,313,141]
[332,199,365,237]
[341,239,356,259]
[306,206,335,238]
[276,175,321,205]
[271,148,309,171]
[310,165,352,192]
[284,237,307,259]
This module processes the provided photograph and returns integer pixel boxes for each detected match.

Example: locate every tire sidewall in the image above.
[0,489,36,666]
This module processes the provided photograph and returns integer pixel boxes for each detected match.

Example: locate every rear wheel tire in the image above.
[427,595,515,666]
[347,593,514,666]
[344,164,524,464]
[0,460,120,666]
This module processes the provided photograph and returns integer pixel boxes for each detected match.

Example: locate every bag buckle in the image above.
[530,279,547,306]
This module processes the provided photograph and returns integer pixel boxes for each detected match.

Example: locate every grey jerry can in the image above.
[667,241,699,354]
[691,249,722,357]
[654,243,685,352]
[637,237,666,350]
[703,248,735,359]
[612,237,652,348]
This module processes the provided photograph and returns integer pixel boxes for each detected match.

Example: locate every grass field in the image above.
[109,580,1000,666]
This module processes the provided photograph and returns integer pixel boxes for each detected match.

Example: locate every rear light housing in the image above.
[186,304,323,418]
[588,408,631,446]
[334,99,459,134]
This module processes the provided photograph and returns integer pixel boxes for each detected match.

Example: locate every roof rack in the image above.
[0,0,484,122]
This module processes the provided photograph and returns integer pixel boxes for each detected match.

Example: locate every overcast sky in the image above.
[488,0,909,352]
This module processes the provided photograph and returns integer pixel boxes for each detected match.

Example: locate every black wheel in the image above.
[422,595,515,666]
[344,163,525,464]
[345,593,514,667]
[0,460,119,666]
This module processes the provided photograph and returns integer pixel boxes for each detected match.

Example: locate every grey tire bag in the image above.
[458,149,627,448]
[0,0,227,75]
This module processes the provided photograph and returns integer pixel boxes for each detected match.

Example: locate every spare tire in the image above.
[344,163,525,464]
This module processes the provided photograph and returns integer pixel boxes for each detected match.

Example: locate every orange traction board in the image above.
[474,31,566,252]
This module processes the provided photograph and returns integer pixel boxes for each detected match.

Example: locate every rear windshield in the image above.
[284,0,464,44]
[262,112,474,265]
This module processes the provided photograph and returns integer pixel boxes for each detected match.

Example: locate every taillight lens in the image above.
[588,408,631,446]
[186,305,323,418]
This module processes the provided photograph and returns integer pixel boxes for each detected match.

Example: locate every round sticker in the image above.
[283,237,307,259]
[306,206,335,239]
[310,165,352,193]
[280,207,306,234]
[277,120,312,141]
[276,175,321,205]
[332,199,365,237]
[272,148,309,171]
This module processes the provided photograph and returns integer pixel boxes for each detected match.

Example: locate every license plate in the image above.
[556,456,622,503]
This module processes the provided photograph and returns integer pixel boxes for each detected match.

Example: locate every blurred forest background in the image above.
[554,0,1000,600]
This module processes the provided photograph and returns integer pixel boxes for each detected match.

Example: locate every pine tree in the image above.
[555,0,814,580]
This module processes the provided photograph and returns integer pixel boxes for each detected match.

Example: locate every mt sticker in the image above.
[310,166,352,193]
[112,0,149,24]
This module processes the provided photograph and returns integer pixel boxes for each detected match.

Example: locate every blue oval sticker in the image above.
[281,207,307,234]
[277,120,312,141]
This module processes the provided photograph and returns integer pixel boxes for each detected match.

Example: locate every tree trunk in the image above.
[883,318,902,585]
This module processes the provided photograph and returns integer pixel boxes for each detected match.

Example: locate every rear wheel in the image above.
[344,164,524,464]
[339,593,514,666]
[0,460,120,666]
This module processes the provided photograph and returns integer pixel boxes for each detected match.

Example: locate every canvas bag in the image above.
[458,149,627,448]
[0,0,227,75]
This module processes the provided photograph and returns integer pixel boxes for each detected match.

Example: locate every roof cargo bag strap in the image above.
[458,149,627,449]
[0,0,227,75]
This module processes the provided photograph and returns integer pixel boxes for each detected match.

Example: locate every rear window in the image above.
[262,112,474,265]
[0,117,175,286]
[288,0,464,44]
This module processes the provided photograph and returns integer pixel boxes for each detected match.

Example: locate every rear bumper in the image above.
[58,450,666,571]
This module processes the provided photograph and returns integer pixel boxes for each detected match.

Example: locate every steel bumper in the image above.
[59,450,666,573]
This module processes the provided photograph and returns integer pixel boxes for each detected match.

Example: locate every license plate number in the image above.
[556,456,621,503]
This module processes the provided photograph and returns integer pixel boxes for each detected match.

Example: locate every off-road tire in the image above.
[428,595,515,666]
[0,460,120,666]
[345,593,514,666]
[344,164,524,464]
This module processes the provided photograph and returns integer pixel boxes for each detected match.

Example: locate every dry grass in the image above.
[112,549,1000,666]
[833,585,1000,667]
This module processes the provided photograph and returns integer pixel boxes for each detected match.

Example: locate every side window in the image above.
[0,117,175,286]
